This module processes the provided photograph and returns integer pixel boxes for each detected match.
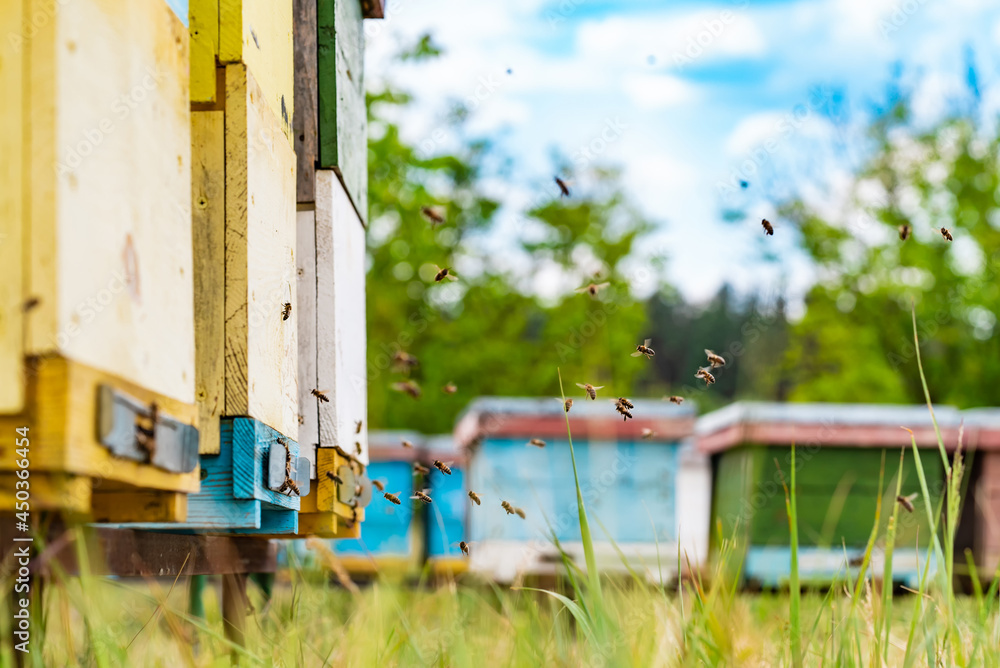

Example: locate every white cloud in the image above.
[622,73,698,110]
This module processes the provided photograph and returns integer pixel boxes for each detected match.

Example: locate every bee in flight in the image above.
[632,339,655,359]
[501,500,515,515]
[391,380,422,399]
[372,479,386,492]
[614,397,634,421]
[576,383,605,400]
[761,219,774,236]
[695,367,716,386]
[514,507,526,520]
[459,541,470,556]
[413,462,430,475]
[897,493,919,513]
[641,428,656,440]
[325,471,343,485]
[666,395,684,405]
[355,441,362,455]
[384,491,402,505]
[281,302,292,321]
[940,227,953,241]
[421,206,445,226]
[355,420,363,434]
[441,382,458,394]
[433,265,458,282]
[554,176,571,197]
[705,349,726,368]
[527,438,546,448]
[560,398,573,413]
[401,439,414,449]
[433,460,452,475]
[899,224,911,241]
[311,389,330,403]
[392,350,419,372]
[468,490,482,505]
[575,282,610,298]
[412,490,433,504]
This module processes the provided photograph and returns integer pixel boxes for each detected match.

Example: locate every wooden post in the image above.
[221,572,248,665]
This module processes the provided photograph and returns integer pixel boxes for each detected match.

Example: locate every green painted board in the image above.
[317,0,366,221]
[712,445,945,549]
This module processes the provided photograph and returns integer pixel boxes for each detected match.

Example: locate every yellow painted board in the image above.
[0,0,25,413]
[25,0,195,406]
[92,491,188,523]
[0,472,91,514]
[0,356,200,493]
[216,0,293,142]
[192,111,226,454]
[224,63,299,441]
[317,447,363,517]
[190,0,219,102]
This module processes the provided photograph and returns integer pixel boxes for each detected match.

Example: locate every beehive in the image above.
[0,0,199,519]
[424,435,469,576]
[963,409,1000,578]
[455,397,705,584]
[697,402,962,588]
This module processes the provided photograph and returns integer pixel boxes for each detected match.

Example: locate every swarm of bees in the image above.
[897,492,918,513]
[392,380,422,398]
[412,489,433,504]
[468,490,482,505]
[554,176,570,197]
[762,219,774,236]
[433,460,452,475]
[442,382,458,394]
[940,227,953,241]
[311,389,330,403]
[632,338,655,359]
[527,438,546,448]
[614,397,634,421]
[695,367,716,386]
[575,282,610,298]
[420,206,446,226]
[576,382,604,400]
[705,349,726,368]
[281,302,292,321]
[899,224,911,241]
[433,265,457,282]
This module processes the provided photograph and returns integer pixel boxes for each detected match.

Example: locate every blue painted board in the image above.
[334,461,418,557]
[427,467,466,558]
[468,439,678,546]
[228,418,301,510]
[745,546,937,590]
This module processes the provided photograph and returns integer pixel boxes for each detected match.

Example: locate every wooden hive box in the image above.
[454,397,704,584]
[332,431,424,578]
[0,0,200,521]
[962,409,1000,579]
[696,402,964,589]
[423,435,469,576]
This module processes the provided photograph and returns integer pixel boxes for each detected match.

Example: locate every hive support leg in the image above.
[221,572,248,665]
[249,571,274,619]
[188,574,207,654]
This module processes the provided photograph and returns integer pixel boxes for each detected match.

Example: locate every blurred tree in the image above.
[782,96,1000,406]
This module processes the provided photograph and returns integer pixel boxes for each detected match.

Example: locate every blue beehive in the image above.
[424,435,468,575]
[454,397,704,583]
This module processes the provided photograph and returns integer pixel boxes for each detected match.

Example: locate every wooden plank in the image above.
[297,210,319,477]
[91,491,188,523]
[92,529,277,575]
[0,0,24,413]
[315,171,367,463]
[224,63,299,440]
[218,0,294,142]
[26,0,195,405]
[0,472,90,514]
[192,111,226,455]
[0,357,200,494]
[294,0,318,203]
[317,0,367,220]
[229,418,300,509]
[190,0,219,102]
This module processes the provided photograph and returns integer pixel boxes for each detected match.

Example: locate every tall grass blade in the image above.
[776,445,801,668]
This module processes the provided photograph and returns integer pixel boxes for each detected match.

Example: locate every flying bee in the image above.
[554,176,571,197]
[514,507,526,520]
[897,493,919,513]
[632,338,655,359]
[940,227,953,241]
[899,224,911,241]
[705,349,726,368]
[22,297,40,312]
[442,382,458,394]
[468,490,482,505]
[616,397,634,410]
[384,491,402,505]
[355,420,363,434]
[433,265,457,282]
[528,438,546,448]
[401,439,414,449]
[459,541,470,556]
[501,500,515,515]
[420,205,445,226]
[355,441,362,455]
[666,395,684,405]
[614,398,634,422]
[413,462,430,475]
[311,389,330,403]
[325,471,343,485]
[391,380,422,398]
[641,428,656,440]
[576,383,605,400]
[281,302,292,321]
[433,460,452,475]
[695,367,716,386]
[561,398,573,413]
[372,479,385,492]
[575,282,610,298]
[412,489,433,504]
[762,219,774,236]
[392,350,419,372]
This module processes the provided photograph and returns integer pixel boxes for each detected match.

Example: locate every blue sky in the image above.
[364,0,1000,309]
